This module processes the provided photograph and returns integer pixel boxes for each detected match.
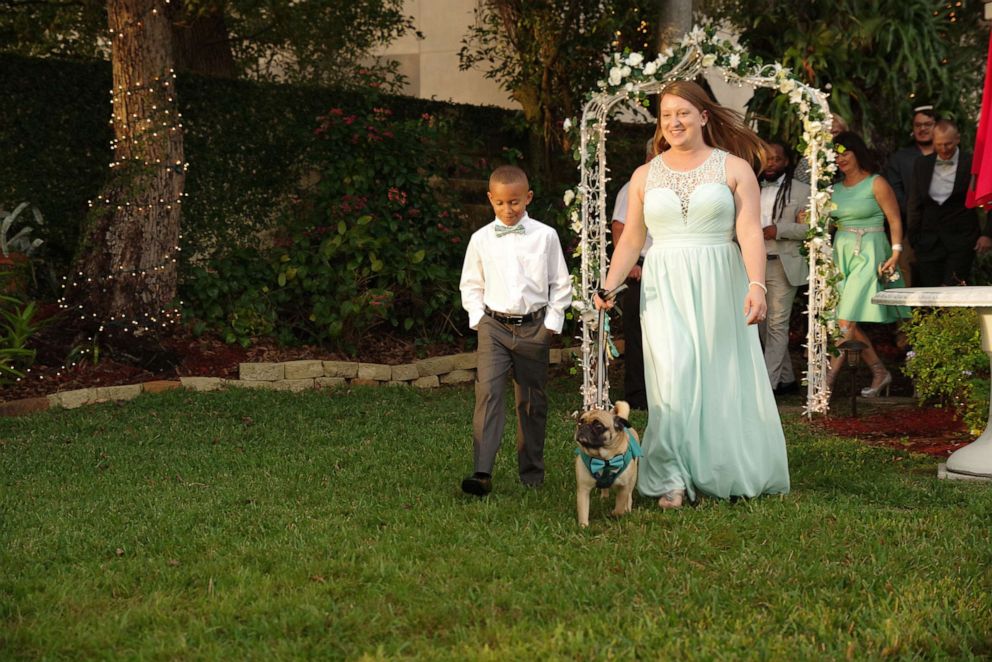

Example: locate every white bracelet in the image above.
[748,281,767,294]
[891,243,903,252]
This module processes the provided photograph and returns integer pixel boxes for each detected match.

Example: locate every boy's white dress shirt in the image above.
[459,213,571,333]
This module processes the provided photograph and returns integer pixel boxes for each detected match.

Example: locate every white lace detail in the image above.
[645,149,728,223]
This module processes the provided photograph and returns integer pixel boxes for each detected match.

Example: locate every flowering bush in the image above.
[902,308,990,433]
[183,102,469,352]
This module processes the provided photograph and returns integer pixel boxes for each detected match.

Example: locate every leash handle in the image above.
[597,283,628,303]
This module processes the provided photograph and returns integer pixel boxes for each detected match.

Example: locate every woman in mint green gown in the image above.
[827,132,909,397]
[595,81,790,508]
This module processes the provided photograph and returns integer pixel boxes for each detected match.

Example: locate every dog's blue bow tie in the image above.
[589,455,626,475]
[495,224,525,238]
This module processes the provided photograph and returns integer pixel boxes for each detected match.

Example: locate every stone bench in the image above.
[874,286,992,481]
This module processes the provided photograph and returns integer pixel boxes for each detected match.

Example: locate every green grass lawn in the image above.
[2,377,991,660]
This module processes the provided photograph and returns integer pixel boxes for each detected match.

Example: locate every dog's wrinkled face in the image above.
[575,409,625,452]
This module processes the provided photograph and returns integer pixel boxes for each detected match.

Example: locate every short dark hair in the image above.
[832,131,877,173]
[489,165,529,189]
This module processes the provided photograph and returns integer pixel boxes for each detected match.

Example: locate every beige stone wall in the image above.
[374,0,514,108]
[375,10,753,118]
[19,349,582,415]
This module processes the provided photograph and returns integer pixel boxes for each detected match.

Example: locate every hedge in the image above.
[0,53,530,269]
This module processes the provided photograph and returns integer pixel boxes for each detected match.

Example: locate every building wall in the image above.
[376,0,514,108]
[376,5,753,117]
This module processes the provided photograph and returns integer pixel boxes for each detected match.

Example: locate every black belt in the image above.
[767,254,779,260]
[485,306,545,325]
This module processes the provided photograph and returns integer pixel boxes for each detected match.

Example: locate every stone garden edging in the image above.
[0,348,580,417]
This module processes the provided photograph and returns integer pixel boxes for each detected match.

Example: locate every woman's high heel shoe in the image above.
[860,362,892,398]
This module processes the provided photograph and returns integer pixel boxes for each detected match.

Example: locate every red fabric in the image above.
[968,31,992,208]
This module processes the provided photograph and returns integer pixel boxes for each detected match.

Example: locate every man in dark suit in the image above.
[886,105,938,286]
[908,120,992,286]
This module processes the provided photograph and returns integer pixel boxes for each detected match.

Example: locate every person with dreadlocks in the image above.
[757,140,810,396]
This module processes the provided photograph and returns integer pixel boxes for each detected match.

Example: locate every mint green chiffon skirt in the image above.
[636,239,791,502]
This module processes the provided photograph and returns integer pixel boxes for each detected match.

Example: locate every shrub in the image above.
[902,307,989,432]
[182,102,470,353]
[182,247,279,346]
[0,286,40,384]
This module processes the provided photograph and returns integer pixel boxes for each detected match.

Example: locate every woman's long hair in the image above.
[652,80,767,171]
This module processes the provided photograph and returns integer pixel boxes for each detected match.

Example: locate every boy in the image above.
[459,165,571,495]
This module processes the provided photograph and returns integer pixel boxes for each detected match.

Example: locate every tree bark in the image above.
[658,0,693,50]
[72,0,184,329]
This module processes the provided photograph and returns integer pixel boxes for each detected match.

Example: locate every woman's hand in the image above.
[880,254,899,275]
[744,287,767,325]
[593,292,614,311]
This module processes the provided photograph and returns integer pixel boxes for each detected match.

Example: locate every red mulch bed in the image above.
[2,325,472,402]
[814,406,973,457]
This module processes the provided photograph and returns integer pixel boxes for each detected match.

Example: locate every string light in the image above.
[16,0,183,390]
[37,0,187,386]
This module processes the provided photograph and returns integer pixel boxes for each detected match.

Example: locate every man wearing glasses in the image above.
[884,104,939,285]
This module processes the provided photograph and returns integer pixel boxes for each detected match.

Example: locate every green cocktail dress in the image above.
[831,174,909,322]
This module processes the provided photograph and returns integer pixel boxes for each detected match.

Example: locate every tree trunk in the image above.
[72,0,184,330]
[172,8,237,77]
[658,0,693,50]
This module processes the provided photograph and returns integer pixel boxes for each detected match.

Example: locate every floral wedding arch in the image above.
[563,26,838,417]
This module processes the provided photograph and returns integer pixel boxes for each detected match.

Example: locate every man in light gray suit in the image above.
[758,141,811,396]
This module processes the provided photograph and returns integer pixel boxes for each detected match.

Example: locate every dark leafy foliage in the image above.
[0,0,418,90]
[181,103,472,352]
[706,0,989,153]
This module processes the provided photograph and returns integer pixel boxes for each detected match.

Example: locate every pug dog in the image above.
[574,401,641,527]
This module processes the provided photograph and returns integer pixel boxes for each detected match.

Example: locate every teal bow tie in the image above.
[589,455,626,475]
[495,224,525,238]
[936,159,954,167]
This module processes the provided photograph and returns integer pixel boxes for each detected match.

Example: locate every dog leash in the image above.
[594,283,628,408]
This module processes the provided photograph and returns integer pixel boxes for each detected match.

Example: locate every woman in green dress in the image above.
[829,131,909,397]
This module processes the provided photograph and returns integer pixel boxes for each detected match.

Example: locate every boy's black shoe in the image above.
[461,473,492,496]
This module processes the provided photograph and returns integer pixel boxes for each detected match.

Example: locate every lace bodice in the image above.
[645,149,728,223]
